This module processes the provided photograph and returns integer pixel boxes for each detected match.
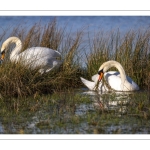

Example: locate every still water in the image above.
[0,16,150,35]
[0,16,150,134]
[0,89,150,134]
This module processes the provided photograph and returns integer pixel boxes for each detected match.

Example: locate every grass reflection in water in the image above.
[0,89,150,134]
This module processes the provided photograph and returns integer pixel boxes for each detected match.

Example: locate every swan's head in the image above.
[0,45,6,61]
[0,38,12,61]
[97,61,113,82]
[97,60,120,82]
[0,37,20,61]
[98,69,104,82]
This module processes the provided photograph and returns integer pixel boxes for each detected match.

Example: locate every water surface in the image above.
[0,89,150,134]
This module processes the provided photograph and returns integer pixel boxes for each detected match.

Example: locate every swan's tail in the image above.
[80,77,96,90]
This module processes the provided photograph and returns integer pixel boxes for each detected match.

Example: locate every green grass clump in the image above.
[0,19,150,98]
[86,28,150,89]
[0,19,84,98]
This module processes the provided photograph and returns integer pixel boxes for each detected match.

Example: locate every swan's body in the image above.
[0,37,62,73]
[80,60,139,92]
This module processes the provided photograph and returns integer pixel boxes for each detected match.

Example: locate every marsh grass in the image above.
[0,19,84,98]
[86,28,150,88]
[83,91,150,133]
[1,21,150,98]
[0,19,150,131]
[0,90,92,133]
[0,86,150,133]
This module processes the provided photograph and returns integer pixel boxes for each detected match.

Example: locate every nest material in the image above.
[94,77,116,92]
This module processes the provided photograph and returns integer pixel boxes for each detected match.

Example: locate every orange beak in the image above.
[98,69,104,82]
[1,51,5,60]
[98,72,104,82]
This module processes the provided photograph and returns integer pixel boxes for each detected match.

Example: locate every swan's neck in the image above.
[8,37,22,61]
[100,61,127,84]
[113,63,127,84]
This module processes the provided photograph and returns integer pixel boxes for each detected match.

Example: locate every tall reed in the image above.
[86,28,150,89]
[0,19,84,97]
[1,20,150,98]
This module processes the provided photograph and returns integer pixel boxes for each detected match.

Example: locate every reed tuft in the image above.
[0,19,84,97]
[86,28,150,89]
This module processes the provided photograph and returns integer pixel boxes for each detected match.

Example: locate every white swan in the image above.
[80,60,139,92]
[0,37,62,74]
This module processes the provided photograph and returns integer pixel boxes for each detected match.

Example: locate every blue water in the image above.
[0,16,149,65]
[0,16,150,34]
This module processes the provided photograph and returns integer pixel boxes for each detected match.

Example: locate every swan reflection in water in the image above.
[82,90,135,114]
[80,60,140,114]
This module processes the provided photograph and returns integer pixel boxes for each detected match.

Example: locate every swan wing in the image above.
[125,76,139,90]
[104,72,122,91]
[20,47,61,60]
[17,47,62,69]
[105,71,139,91]
[90,72,121,91]
[91,74,99,83]
[80,77,96,90]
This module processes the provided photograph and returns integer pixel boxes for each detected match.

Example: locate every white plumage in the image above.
[80,60,139,92]
[0,37,62,74]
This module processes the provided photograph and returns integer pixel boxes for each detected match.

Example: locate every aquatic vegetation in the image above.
[86,28,150,89]
[0,20,150,97]
[0,89,150,134]
[0,19,84,97]
[0,20,150,134]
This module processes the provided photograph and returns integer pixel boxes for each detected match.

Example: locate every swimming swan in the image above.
[80,60,139,92]
[0,37,62,74]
